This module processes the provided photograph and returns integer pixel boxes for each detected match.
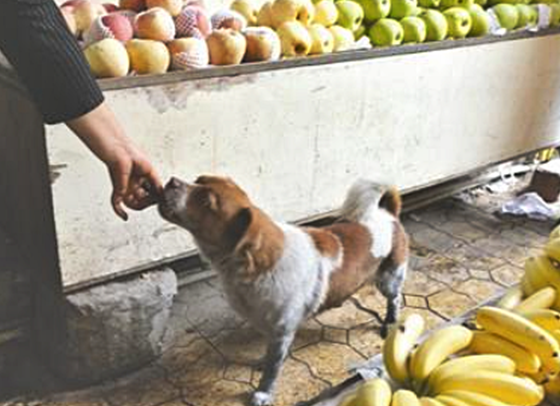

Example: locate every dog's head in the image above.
[159,175,284,275]
[159,175,254,247]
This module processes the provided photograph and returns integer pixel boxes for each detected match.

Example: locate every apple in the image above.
[230,0,259,25]
[83,13,134,44]
[439,0,474,9]
[308,23,335,53]
[134,7,176,41]
[336,1,364,31]
[146,0,183,16]
[114,9,138,25]
[418,0,440,8]
[368,18,403,45]
[329,24,355,50]
[257,1,275,26]
[211,9,248,30]
[167,38,209,69]
[60,7,79,36]
[84,38,130,78]
[243,26,281,61]
[443,7,471,37]
[353,0,390,22]
[73,0,108,35]
[119,0,146,11]
[389,0,417,19]
[474,0,487,6]
[491,3,519,30]
[313,0,339,26]
[276,21,313,56]
[419,9,448,41]
[354,23,367,38]
[550,3,560,26]
[467,5,491,36]
[206,28,247,64]
[126,39,170,74]
[401,16,426,42]
[271,0,316,28]
[175,6,212,38]
[515,4,537,27]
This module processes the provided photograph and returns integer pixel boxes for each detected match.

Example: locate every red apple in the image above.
[175,6,212,38]
[83,13,134,44]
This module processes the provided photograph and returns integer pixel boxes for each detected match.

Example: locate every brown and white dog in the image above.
[159,175,409,406]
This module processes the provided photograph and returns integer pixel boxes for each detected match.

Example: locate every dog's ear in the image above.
[227,207,253,249]
[229,207,284,278]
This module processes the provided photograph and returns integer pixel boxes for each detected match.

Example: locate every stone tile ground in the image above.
[1,178,554,406]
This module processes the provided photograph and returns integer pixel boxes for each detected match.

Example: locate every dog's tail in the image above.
[339,179,402,223]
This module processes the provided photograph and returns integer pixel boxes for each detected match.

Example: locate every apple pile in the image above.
[60,0,560,78]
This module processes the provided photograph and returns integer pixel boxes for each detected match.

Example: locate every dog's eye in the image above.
[194,187,218,210]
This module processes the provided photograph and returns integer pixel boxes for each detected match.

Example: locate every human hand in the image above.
[67,102,162,220]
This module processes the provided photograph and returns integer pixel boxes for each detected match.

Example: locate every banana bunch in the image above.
[338,378,393,406]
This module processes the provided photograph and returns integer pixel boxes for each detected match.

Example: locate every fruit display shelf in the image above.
[298,288,556,406]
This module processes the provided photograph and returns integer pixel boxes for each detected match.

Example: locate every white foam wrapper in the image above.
[487,8,508,36]
[353,36,373,50]
[534,3,552,31]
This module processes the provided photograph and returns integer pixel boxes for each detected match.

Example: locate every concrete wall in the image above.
[46,33,560,289]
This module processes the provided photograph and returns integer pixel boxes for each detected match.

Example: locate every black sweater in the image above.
[0,0,105,125]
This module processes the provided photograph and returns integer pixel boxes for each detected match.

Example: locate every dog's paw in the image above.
[251,391,274,406]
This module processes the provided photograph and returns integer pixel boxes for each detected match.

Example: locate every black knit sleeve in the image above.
[0,0,105,125]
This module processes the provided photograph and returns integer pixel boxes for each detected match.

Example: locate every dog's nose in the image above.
[167,177,182,189]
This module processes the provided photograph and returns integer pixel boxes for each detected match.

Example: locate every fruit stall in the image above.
[2,0,560,390]
[298,229,560,406]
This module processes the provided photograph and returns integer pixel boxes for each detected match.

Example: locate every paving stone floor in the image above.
[1,179,555,406]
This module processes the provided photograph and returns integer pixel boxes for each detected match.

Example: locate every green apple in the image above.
[353,0,391,22]
[419,9,448,40]
[440,0,474,10]
[230,0,259,25]
[550,3,560,26]
[515,3,537,27]
[336,0,365,31]
[443,7,472,37]
[474,0,487,6]
[308,23,335,53]
[354,23,368,38]
[389,0,418,19]
[368,18,404,45]
[401,16,426,42]
[329,24,356,50]
[491,3,519,30]
[418,0,440,8]
[313,0,339,25]
[467,5,491,35]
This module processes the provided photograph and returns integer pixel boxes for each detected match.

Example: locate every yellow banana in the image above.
[434,395,469,406]
[522,257,551,296]
[496,286,524,310]
[468,331,541,374]
[434,371,544,405]
[426,354,515,394]
[523,369,553,385]
[476,306,560,375]
[545,238,560,263]
[550,226,560,241]
[355,378,392,406]
[522,309,560,332]
[409,326,473,384]
[391,390,420,406]
[420,398,447,406]
[383,313,425,385]
[545,376,560,398]
[438,390,509,406]
[514,286,557,313]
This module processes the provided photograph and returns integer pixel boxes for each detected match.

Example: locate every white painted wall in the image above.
[46,35,560,288]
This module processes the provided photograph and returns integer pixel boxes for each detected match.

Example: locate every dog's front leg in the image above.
[251,332,295,406]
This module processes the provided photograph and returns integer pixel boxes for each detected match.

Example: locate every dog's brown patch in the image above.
[318,222,380,310]
[304,228,340,259]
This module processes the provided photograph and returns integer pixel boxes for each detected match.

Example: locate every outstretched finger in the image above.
[110,163,131,221]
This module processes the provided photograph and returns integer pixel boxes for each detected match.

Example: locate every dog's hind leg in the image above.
[375,258,407,338]
[251,331,296,406]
